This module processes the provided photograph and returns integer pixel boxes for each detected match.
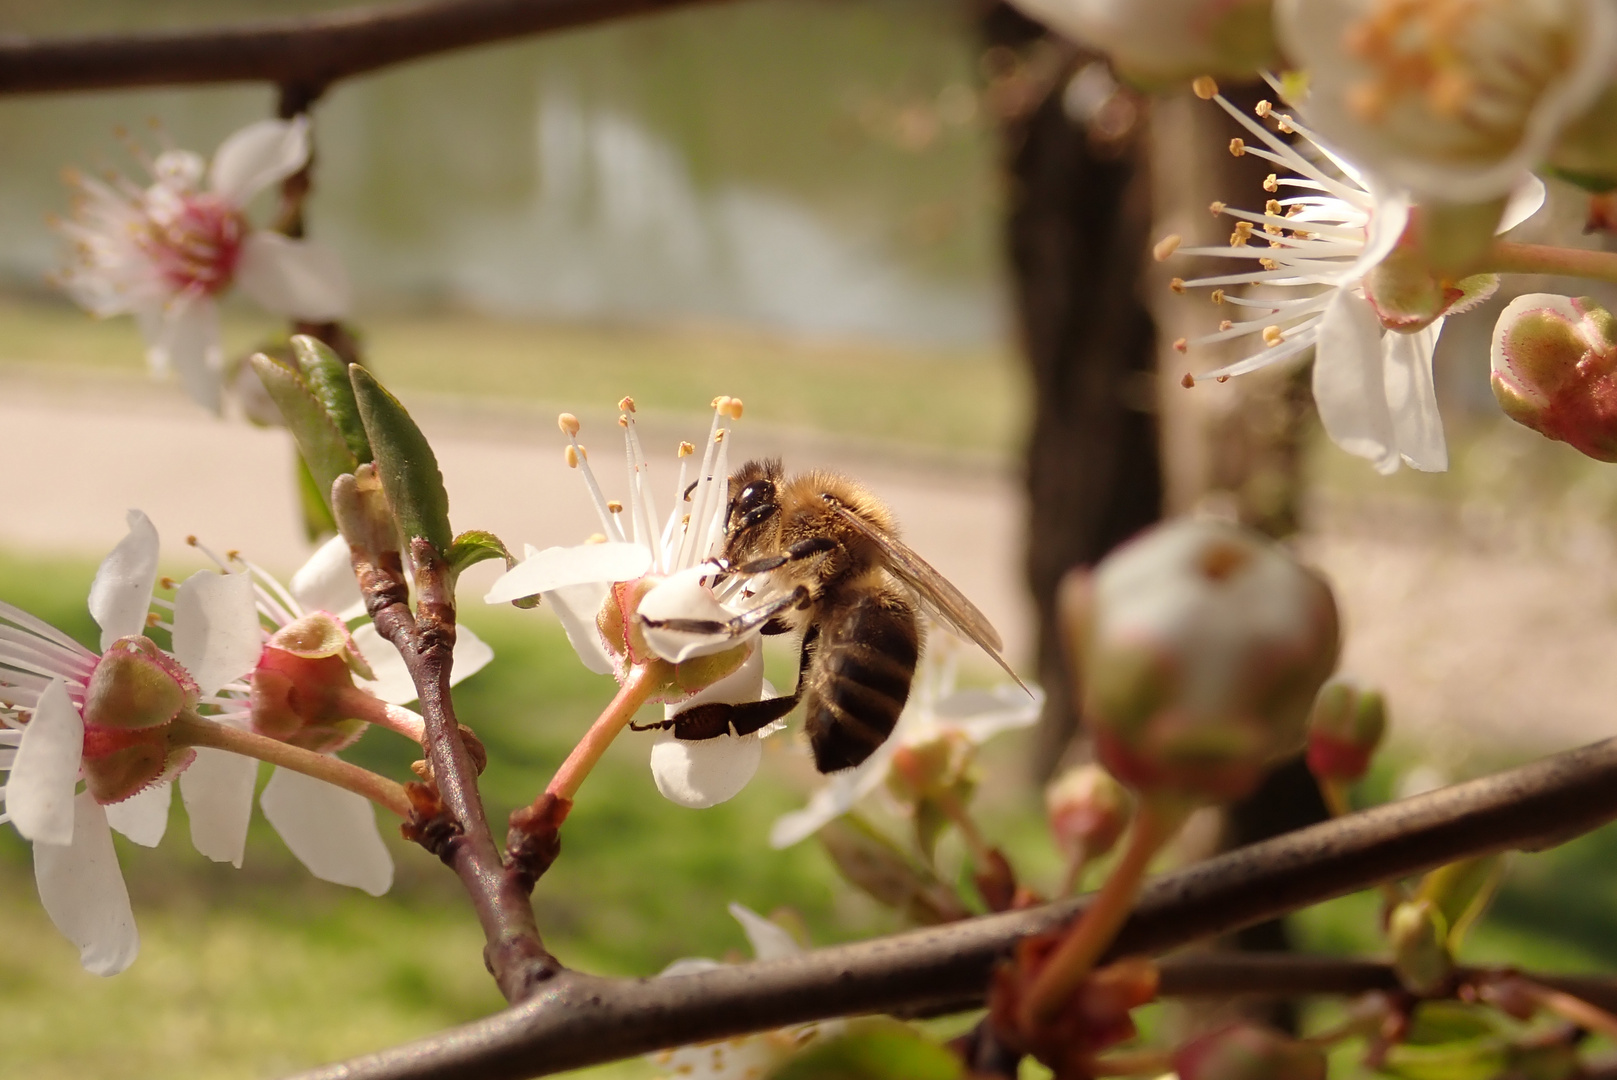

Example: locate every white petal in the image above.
[649,729,763,809]
[1384,317,1449,472]
[1313,289,1398,472]
[159,293,224,414]
[208,116,310,205]
[290,535,363,615]
[104,781,170,848]
[179,747,258,867]
[484,543,651,603]
[1329,185,1410,286]
[933,684,1046,742]
[236,232,351,321]
[34,792,138,976]
[88,509,160,648]
[172,571,263,696]
[639,568,746,663]
[1499,176,1547,234]
[728,902,801,961]
[667,645,765,719]
[350,622,416,705]
[448,624,494,688]
[769,731,895,849]
[9,680,85,846]
[260,767,394,896]
[544,582,615,675]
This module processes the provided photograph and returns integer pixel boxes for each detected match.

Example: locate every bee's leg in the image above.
[671,692,802,739]
[730,535,838,576]
[627,717,675,732]
[641,585,809,639]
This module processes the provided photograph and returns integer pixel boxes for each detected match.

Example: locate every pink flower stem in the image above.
[1485,241,1617,284]
[170,712,412,818]
[1018,798,1189,1031]
[336,686,426,743]
[546,662,664,803]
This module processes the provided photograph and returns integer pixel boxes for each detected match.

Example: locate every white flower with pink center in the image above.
[55,116,351,413]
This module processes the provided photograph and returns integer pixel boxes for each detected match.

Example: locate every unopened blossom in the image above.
[487,398,792,809]
[0,509,262,974]
[649,903,838,1079]
[1490,293,1617,461]
[1277,0,1617,203]
[55,117,350,413]
[1005,0,1279,84]
[1170,81,1543,474]
[769,640,1042,849]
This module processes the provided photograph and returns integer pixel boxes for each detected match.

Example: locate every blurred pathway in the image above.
[7,367,1617,760]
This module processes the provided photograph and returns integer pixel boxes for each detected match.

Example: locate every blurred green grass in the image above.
[0,297,1026,458]
[5,546,1617,1076]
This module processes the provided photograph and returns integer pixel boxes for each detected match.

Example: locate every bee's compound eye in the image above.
[739,481,774,512]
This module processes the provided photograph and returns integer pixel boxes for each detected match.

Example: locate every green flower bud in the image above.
[1389,898,1453,996]
[1491,293,1617,461]
[1072,520,1340,805]
[1173,1023,1326,1080]
[1305,678,1387,783]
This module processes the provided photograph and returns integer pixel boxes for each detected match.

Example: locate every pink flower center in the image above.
[141,192,247,295]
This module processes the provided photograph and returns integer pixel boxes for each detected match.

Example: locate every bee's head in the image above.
[726,459,783,546]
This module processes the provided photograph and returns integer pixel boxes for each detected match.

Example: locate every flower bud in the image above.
[1044,763,1131,862]
[1071,519,1339,805]
[1173,1023,1326,1080]
[83,635,197,731]
[1305,678,1387,783]
[887,730,971,804]
[1389,898,1453,996]
[1491,294,1617,461]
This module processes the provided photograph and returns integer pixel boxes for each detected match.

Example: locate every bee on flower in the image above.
[53,116,350,414]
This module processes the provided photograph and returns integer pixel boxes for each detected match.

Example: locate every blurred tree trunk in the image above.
[976,5,1163,775]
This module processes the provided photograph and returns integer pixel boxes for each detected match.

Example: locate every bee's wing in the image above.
[828,502,1029,691]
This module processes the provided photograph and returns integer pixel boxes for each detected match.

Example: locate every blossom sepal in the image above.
[249,614,378,753]
[1491,294,1617,461]
[82,635,198,731]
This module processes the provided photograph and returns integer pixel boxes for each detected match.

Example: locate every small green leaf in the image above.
[291,335,372,466]
[349,364,453,556]
[770,1021,962,1080]
[447,530,515,576]
[295,451,337,542]
[250,353,359,510]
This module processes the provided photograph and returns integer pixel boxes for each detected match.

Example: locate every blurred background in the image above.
[6,0,1617,1076]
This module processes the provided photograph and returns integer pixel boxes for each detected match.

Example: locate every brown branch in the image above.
[0,0,728,96]
[284,735,1617,1080]
[358,543,556,1003]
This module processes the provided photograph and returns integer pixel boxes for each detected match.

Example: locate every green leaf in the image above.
[295,451,337,543]
[290,335,371,467]
[350,365,454,556]
[250,353,360,510]
[770,1021,962,1080]
[446,530,515,576]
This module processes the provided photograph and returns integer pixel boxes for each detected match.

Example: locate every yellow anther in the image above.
[1265,199,1282,216]
[1292,229,1312,240]
[724,398,744,420]
[1192,76,1219,100]
[714,429,727,444]
[1265,223,1284,235]
[607,500,624,514]
[186,535,198,546]
[558,412,581,436]
[1259,257,1279,270]
[1229,221,1253,247]
[1229,138,1246,157]
[565,444,585,468]
[1262,325,1284,347]
[617,415,629,427]
[1276,114,1295,134]
[1170,277,1186,294]
[1209,200,1226,216]
[1216,374,1230,383]
[1173,337,1189,353]
[1255,100,1272,117]
[618,396,636,413]
[586,533,608,544]
[1210,288,1226,304]
[1181,372,1197,388]
[678,441,695,457]
[1219,319,1234,331]
[159,576,177,590]
[146,612,161,627]
[1263,174,1279,193]
[1153,234,1182,261]
[711,395,729,411]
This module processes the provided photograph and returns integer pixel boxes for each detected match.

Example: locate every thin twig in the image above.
[284,734,1617,1080]
[0,0,729,96]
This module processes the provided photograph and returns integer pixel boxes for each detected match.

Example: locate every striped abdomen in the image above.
[801,582,919,772]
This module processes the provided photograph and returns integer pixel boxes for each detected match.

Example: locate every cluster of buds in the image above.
[1064,518,1341,808]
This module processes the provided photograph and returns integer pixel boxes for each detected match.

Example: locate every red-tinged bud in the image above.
[989,944,1159,1074]
[888,730,971,804]
[83,635,197,731]
[1491,294,1617,461]
[1069,520,1339,806]
[1306,678,1387,783]
[1174,1023,1326,1080]
[249,612,375,753]
[1045,763,1131,862]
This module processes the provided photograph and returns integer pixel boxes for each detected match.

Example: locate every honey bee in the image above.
[638,459,1023,772]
